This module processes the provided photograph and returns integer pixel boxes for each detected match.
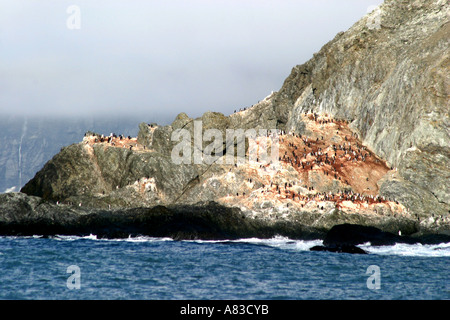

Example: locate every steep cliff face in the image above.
[278,0,449,217]
[20,0,449,235]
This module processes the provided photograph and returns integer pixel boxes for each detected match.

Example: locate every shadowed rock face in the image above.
[19,0,449,238]
[0,193,323,240]
[2,193,449,245]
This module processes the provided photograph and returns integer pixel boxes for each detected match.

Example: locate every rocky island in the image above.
[1,0,449,248]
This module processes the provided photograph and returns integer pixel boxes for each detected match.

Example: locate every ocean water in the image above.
[0,235,448,300]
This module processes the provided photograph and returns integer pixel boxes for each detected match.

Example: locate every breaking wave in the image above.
[52,234,174,242]
[44,234,450,257]
[360,242,450,257]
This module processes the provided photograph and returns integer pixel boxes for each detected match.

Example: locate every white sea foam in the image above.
[3,186,17,193]
[52,234,173,242]
[119,235,173,243]
[53,234,98,241]
[185,236,323,251]
[235,237,450,257]
[232,236,323,251]
[2,235,44,240]
[360,242,450,257]
[16,234,450,257]
[189,237,450,257]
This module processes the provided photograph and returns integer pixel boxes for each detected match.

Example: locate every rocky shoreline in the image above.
[1,193,448,251]
[0,192,321,240]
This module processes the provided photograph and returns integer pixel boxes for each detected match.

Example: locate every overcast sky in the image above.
[0,0,384,122]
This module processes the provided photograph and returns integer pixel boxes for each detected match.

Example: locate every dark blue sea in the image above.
[0,235,448,300]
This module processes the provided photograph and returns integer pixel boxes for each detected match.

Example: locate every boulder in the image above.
[322,223,411,247]
[310,223,412,254]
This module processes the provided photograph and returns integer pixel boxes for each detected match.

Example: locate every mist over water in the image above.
[1,1,384,119]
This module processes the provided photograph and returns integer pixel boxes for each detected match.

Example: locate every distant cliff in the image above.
[19,0,449,237]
